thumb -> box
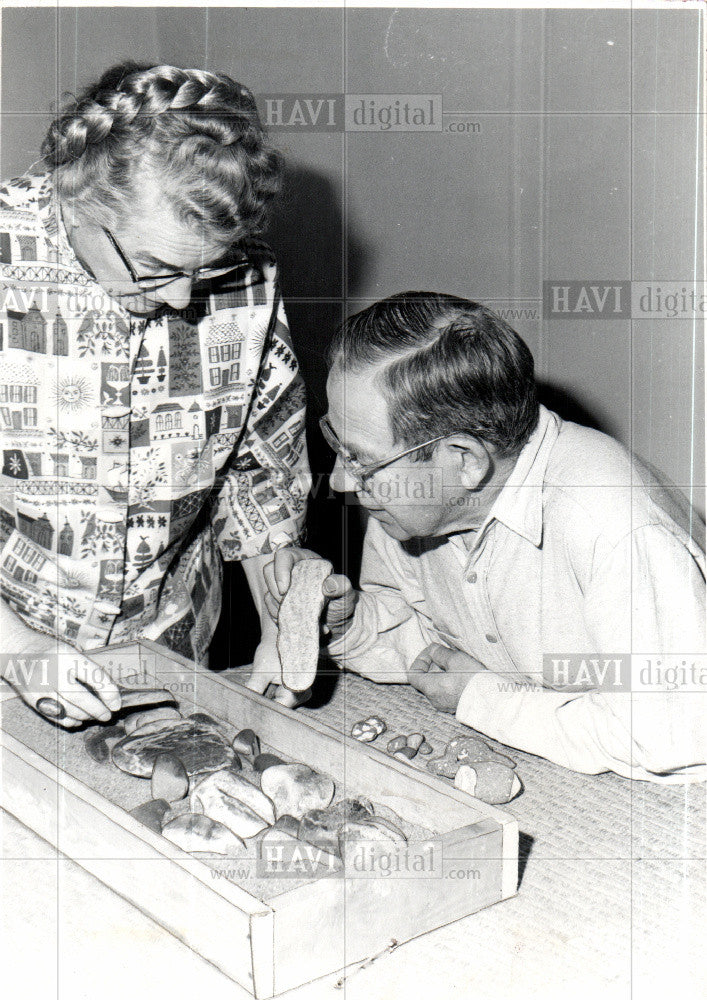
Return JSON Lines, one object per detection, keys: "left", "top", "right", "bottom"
{"left": 245, "top": 667, "right": 274, "bottom": 695}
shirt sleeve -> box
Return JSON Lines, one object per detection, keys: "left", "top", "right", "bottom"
{"left": 456, "top": 523, "right": 706, "bottom": 781}
{"left": 327, "top": 519, "right": 431, "bottom": 684}
{"left": 210, "top": 266, "right": 310, "bottom": 560}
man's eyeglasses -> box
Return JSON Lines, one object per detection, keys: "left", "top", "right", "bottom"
{"left": 103, "top": 227, "right": 245, "bottom": 292}
{"left": 319, "top": 415, "right": 447, "bottom": 490}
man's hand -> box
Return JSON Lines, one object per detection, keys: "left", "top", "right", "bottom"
{"left": 1, "top": 638, "right": 121, "bottom": 727}
{"left": 262, "top": 547, "right": 357, "bottom": 640}
{"left": 408, "top": 643, "right": 487, "bottom": 714}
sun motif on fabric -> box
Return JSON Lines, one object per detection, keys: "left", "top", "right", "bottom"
{"left": 52, "top": 376, "right": 93, "bottom": 412}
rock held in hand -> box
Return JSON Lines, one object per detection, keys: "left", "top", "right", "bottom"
{"left": 151, "top": 752, "right": 189, "bottom": 802}
{"left": 277, "top": 559, "right": 331, "bottom": 691}
{"left": 162, "top": 813, "right": 246, "bottom": 855}
{"left": 260, "top": 763, "right": 335, "bottom": 820}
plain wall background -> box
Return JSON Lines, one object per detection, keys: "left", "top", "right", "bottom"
{"left": 1, "top": 6, "right": 703, "bottom": 661}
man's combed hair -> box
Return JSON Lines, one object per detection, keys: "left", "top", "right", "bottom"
{"left": 42, "top": 61, "right": 282, "bottom": 243}
{"left": 329, "top": 291, "right": 539, "bottom": 458}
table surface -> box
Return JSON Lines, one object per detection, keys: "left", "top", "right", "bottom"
{"left": 2, "top": 668, "right": 705, "bottom": 1000}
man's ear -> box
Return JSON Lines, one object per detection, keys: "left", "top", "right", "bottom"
{"left": 446, "top": 435, "right": 490, "bottom": 490}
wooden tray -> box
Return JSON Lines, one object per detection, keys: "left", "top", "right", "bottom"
{"left": 0, "top": 640, "right": 518, "bottom": 997}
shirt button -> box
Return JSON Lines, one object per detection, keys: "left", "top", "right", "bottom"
{"left": 467, "top": 572, "right": 477, "bottom": 583}
{"left": 485, "top": 634, "right": 498, "bottom": 644}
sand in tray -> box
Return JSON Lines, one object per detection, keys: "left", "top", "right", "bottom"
{"left": 1, "top": 698, "right": 438, "bottom": 899}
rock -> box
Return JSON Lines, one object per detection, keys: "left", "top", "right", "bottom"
{"left": 188, "top": 712, "right": 220, "bottom": 726}
{"left": 124, "top": 707, "right": 182, "bottom": 736}
{"left": 299, "top": 799, "right": 375, "bottom": 857}
{"left": 339, "top": 817, "right": 407, "bottom": 865}
{"left": 151, "top": 752, "right": 189, "bottom": 802}
{"left": 232, "top": 728, "right": 261, "bottom": 756}
{"left": 253, "top": 753, "right": 286, "bottom": 773}
{"left": 277, "top": 558, "right": 331, "bottom": 691}
{"left": 393, "top": 746, "right": 418, "bottom": 762}
{"left": 112, "top": 720, "right": 236, "bottom": 778}
{"left": 260, "top": 763, "right": 335, "bottom": 820}
{"left": 386, "top": 735, "right": 407, "bottom": 754}
{"left": 407, "top": 733, "right": 425, "bottom": 752}
{"left": 160, "top": 799, "right": 191, "bottom": 828}
{"left": 161, "top": 813, "right": 246, "bottom": 855}
{"left": 454, "top": 762, "right": 522, "bottom": 804}
{"left": 259, "top": 823, "right": 341, "bottom": 875}
{"left": 129, "top": 799, "right": 170, "bottom": 834}
{"left": 449, "top": 734, "right": 515, "bottom": 768}
{"left": 426, "top": 733, "right": 516, "bottom": 779}
{"left": 418, "top": 740, "right": 434, "bottom": 755}
{"left": 272, "top": 815, "right": 301, "bottom": 839}
{"left": 351, "top": 716, "right": 387, "bottom": 742}
{"left": 191, "top": 770, "right": 275, "bottom": 840}
{"left": 84, "top": 731, "right": 110, "bottom": 763}
{"left": 227, "top": 753, "right": 243, "bottom": 773}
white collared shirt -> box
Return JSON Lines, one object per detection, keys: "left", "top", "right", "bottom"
{"left": 329, "top": 406, "right": 706, "bottom": 782}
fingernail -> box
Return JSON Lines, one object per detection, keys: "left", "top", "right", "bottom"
{"left": 323, "top": 579, "right": 336, "bottom": 594}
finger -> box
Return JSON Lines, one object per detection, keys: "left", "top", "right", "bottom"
{"left": 272, "top": 685, "right": 310, "bottom": 709}
{"left": 58, "top": 684, "right": 113, "bottom": 723}
{"left": 245, "top": 668, "right": 276, "bottom": 696}
{"left": 263, "top": 559, "right": 279, "bottom": 599}
{"left": 273, "top": 548, "right": 298, "bottom": 595}
{"left": 408, "top": 665, "right": 436, "bottom": 696}
{"left": 422, "top": 643, "right": 459, "bottom": 672}
{"left": 264, "top": 592, "right": 279, "bottom": 622}
{"left": 323, "top": 573, "right": 351, "bottom": 600}
{"left": 32, "top": 693, "right": 85, "bottom": 727}
{"left": 408, "top": 644, "right": 438, "bottom": 675}
{"left": 71, "top": 662, "right": 121, "bottom": 714}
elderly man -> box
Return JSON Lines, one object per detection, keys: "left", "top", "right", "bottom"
{"left": 261, "top": 291, "right": 705, "bottom": 782}
{"left": 0, "top": 62, "right": 309, "bottom": 724}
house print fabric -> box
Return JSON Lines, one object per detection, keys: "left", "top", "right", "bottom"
{"left": 0, "top": 173, "right": 310, "bottom": 664}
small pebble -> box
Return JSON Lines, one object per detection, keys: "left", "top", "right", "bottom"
{"left": 151, "top": 752, "right": 189, "bottom": 802}
{"left": 130, "top": 799, "right": 170, "bottom": 834}
{"left": 351, "top": 716, "right": 387, "bottom": 742}
{"left": 386, "top": 735, "right": 408, "bottom": 754}
{"left": 407, "top": 733, "right": 425, "bottom": 752}
{"left": 84, "top": 732, "right": 110, "bottom": 764}
{"left": 253, "top": 753, "right": 285, "bottom": 773}
{"left": 393, "top": 746, "right": 418, "bottom": 761}
{"left": 232, "top": 728, "right": 261, "bottom": 756}
{"left": 418, "top": 740, "right": 434, "bottom": 755}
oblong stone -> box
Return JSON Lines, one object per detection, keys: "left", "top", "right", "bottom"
{"left": 111, "top": 721, "right": 235, "bottom": 778}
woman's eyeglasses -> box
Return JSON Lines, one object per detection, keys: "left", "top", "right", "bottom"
{"left": 103, "top": 227, "right": 246, "bottom": 292}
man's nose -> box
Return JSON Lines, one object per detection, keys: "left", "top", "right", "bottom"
{"left": 329, "top": 454, "right": 359, "bottom": 495}
{"left": 156, "top": 276, "right": 193, "bottom": 310}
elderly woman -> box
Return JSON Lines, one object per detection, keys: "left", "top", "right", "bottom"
{"left": 0, "top": 62, "right": 310, "bottom": 723}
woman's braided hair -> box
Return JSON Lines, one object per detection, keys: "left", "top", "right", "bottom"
{"left": 42, "top": 62, "right": 282, "bottom": 242}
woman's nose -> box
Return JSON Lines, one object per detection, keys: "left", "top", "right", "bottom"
{"left": 156, "top": 276, "right": 193, "bottom": 310}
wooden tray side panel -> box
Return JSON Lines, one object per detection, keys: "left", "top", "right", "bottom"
{"left": 269, "top": 822, "right": 505, "bottom": 995}
{"left": 0, "top": 734, "right": 263, "bottom": 994}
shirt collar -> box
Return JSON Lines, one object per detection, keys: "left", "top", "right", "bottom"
{"left": 457, "top": 405, "right": 561, "bottom": 554}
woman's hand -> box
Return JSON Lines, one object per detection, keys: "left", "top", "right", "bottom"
{"left": 1, "top": 637, "right": 121, "bottom": 727}
{"left": 408, "top": 643, "right": 487, "bottom": 714}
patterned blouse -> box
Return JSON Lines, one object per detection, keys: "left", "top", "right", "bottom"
{"left": 0, "top": 173, "right": 310, "bottom": 664}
